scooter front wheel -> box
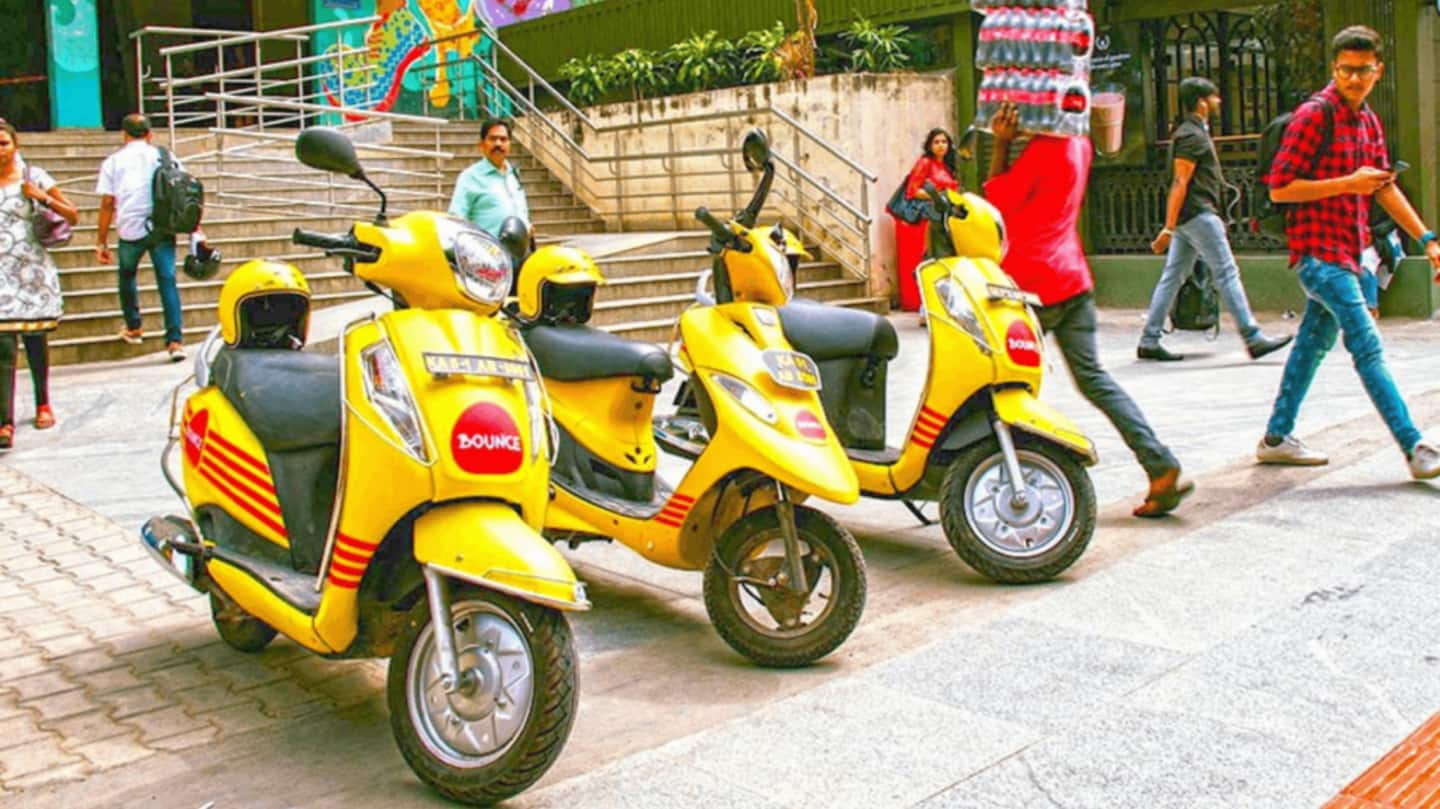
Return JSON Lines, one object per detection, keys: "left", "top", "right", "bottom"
{"left": 939, "top": 436, "right": 1096, "bottom": 583}
{"left": 388, "top": 587, "right": 578, "bottom": 806}
{"left": 703, "top": 505, "right": 866, "bottom": 668}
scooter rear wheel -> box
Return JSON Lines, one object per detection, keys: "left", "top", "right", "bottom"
{"left": 209, "top": 593, "right": 277, "bottom": 653}
{"left": 939, "top": 436, "right": 1096, "bottom": 583}
{"left": 388, "top": 586, "right": 578, "bottom": 806}
{"left": 703, "top": 505, "right": 866, "bottom": 668}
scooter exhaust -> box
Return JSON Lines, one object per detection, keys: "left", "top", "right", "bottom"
{"left": 140, "top": 516, "right": 206, "bottom": 590}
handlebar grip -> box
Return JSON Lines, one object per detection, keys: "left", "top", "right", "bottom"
{"left": 694, "top": 207, "right": 752, "bottom": 254}
{"left": 291, "top": 228, "right": 351, "bottom": 250}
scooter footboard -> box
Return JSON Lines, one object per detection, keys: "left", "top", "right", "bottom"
{"left": 992, "top": 388, "right": 1097, "bottom": 464}
{"left": 413, "top": 502, "right": 590, "bottom": 611}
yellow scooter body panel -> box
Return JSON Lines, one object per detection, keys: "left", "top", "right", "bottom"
{"left": 683, "top": 303, "right": 859, "bottom": 504}
{"left": 414, "top": 502, "right": 588, "bottom": 611}
{"left": 992, "top": 388, "right": 1097, "bottom": 463}
{"left": 209, "top": 559, "right": 334, "bottom": 653}
{"left": 180, "top": 391, "right": 290, "bottom": 549}
{"left": 545, "top": 377, "right": 658, "bottom": 474}
{"left": 352, "top": 213, "right": 505, "bottom": 314}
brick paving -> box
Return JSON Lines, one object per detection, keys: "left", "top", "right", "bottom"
{"left": 1326, "top": 714, "right": 1440, "bottom": 808}
{"left": 0, "top": 463, "right": 386, "bottom": 800}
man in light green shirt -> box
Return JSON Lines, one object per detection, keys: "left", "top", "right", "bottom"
{"left": 448, "top": 118, "right": 530, "bottom": 239}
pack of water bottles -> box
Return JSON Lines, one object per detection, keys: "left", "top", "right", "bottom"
{"left": 970, "top": 0, "right": 1095, "bottom": 139}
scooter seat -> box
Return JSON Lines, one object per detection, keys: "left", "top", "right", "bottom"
{"left": 523, "top": 324, "right": 674, "bottom": 383}
{"left": 777, "top": 298, "right": 899, "bottom": 363}
{"left": 211, "top": 348, "right": 341, "bottom": 451}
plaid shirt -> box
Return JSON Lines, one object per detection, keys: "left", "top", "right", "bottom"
{"left": 1265, "top": 83, "right": 1390, "bottom": 273}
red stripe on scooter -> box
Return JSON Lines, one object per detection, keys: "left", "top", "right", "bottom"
{"left": 669, "top": 493, "right": 696, "bottom": 505}
{"left": 329, "top": 559, "right": 366, "bottom": 578}
{"left": 333, "top": 546, "right": 371, "bottom": 565}
{"left": 200, "top": 458, "right": 283, "bottom": 519}
{"left": 336, "top": 532, "right": 378, "bottom": 552}
{"left": 915, "top": 421, "right": 941, "bottom": 437}
{"left": 918, "top": 411, "right": 946, "bottom": 428}
{"left": 327, "top": 574, "right": 361, "bottom": 590}
{"left": 655, "top": 515, "right": 684, "bottom": 528}
{"left": 920, "top": 406, "right": 947, "bottom": 422}
{"left": 205, "top": 440, "right": 277, "bottom": 496}
{"left": 197, "top": 466, "right": 287, "bottom": 539}
{"left": 660, "top": 503, "right": 690, "bottom": 518}
{"left": 913, "top": 435, "right": 935, "bottom": 450}
{"left": 207, "top": 430, "right": 270, "bottom": 476}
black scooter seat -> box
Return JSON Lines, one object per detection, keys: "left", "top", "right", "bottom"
{"left": 777, "top": 298, "right": 899, "bottom": 363}
{"left": 523, "top": 324, "right": 674, "bottom": 383}
{"left": 210, "top": 348, "right": 341, "bottom": 452}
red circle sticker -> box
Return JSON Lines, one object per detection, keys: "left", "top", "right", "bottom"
{"left": 1005, "top": 320, "right": 1042, "bottom": 368}
{"left": 183, "top": 408, "right": 210, "bottom": 467}
{"left": 451, "top": 402, "right": 524, "bottom": 475}
{"left": 795, "top": 409, "right": 827, "bottom": 440}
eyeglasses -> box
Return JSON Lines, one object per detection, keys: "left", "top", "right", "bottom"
{"left": 1334, "top": 64, "right": 1379, "bottom": 79}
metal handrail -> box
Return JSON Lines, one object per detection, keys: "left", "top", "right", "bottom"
{"left": 131, "top": 25, "right": 308, "bottom": 42}
{"left": 156, "top": 17, "right": 380, "bottom": 56}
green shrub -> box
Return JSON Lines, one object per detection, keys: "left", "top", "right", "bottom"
{"left": 737, "top": 21, "right": 787, "bottom": 84}
{"left": 838, "top": 16, "right": 913, "bottom": 73}
{"left": 558, "top": 54, "right": 611, "bottom": 106}
{"left": 610, "top": 48, "right": 667, "bottom": 100}
{"left": 666, "top": 30, "right": 739, "bottom": 92}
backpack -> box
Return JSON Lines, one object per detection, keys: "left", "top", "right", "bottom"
{"left": 149, "top": 147, "right": 204, "bottom": 238}
{"left": 1251, "top": 95, "right": 1335, "bottom": 239}
{"left": 1168, "top": 259, "right": 1221, "bottom": 335}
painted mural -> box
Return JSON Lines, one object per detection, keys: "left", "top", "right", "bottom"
{"left": 317, "top": 0, "right": 572, "bottom": 118}
{"left": 45, "top": 0, "right": 103, "bottom": 127}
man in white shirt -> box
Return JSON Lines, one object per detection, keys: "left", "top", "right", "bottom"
{"left": 96, "top": 114, "right": 186, "bottom": 361}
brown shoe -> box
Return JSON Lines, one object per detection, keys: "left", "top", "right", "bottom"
{"left": 0, "top": 425, "right": 12, "bottom": 450}
{"left": 33, "top": 405, "right": 54, "bottom": 430}
{"left": 166, "top": 342, "right": 187, "bottom": 362}
{"left": 1133, "top": 466, "right": 1195, "bottom": 518}
{"left": 118, "top": 327, "right": 143, "bottom": 345}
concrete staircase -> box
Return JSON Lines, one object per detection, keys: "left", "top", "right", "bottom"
{"left": 28, "top": 121, "right": 881, "bottom": 365}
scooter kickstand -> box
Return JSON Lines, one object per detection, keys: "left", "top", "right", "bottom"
{"left": 902, "top": 499, "right": 935, "bottom": 526}
{"left": 423, "top": 567, "right": 475, "bottom": 694}
{"left": 775, "top": 486, "right": 810, "bottom": 595}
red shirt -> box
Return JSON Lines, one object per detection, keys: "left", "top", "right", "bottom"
{"left": 904, "top": 155, "right": 959, "bottom": 200}
{"left": 1265, "top": 83, "right": 1390, "bottom": 274}
{"left": 983, "top": 135, "right": 1093, "bottom": 306}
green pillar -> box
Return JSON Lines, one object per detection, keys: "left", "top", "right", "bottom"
{"left": 951, "top": 11, "right": 980, "bottom": 191}
{"left": 1394, "top": 5, "right": 1438, "bottom": 230}
{"left": 45, "top": 0, "right": 104, "bottom": 128}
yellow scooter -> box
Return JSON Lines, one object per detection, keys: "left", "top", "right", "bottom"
{"left": 773, "top": 184, "right": 1099, "bottom": 582}
{"left": 141, "top": 128, "right": 584, "bottom": 805}
{"left": 512, "top": 131, "right": 866, "bottom": 668}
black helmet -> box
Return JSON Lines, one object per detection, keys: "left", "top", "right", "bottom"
{"left": 183, "top": 239, "right": 222, "bottom": 280}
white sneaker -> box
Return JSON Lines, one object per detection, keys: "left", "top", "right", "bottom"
{"left": 1256, "top": 435, "right": 1329, "bottom": 466}
{"left": 1409, "top": 441, "right": 1440, "bottom": 480}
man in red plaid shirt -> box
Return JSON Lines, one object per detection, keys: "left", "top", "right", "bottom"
{"left": 1257, "top": 25, "right": 1440, "bottom": 480}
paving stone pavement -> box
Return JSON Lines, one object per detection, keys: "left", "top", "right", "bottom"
{"left": 0, "top": 309, "right": 1437, "bottom": 807}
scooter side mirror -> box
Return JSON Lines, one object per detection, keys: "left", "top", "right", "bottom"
{"left": 296, "top": 127, "right": 365, "bottom": 179}
{"left": 741, "top": 128, "right": 772, "bottom": 173}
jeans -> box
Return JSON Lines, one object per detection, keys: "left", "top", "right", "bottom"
{"left": 1040, "top": 292, "right": 1177, "bottom": 478}
{"left": 117, "top": 234, "right": 182, "bottom": 344}
{"left": 1139, "top": 212, "right": 1263, "bottom": 347}
{"left": 1265, "top": 256, "right": 1421, "bottom": 454}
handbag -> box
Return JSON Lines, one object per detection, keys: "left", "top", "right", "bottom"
{"left": 25, "top": 166, "right": 72, "bottom": 248}
{"left": 885, "top": 180, "right": 927, "bottom": 226}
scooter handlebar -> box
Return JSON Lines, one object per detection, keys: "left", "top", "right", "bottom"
{"left": 694, "top": 207, "right": 751, "bottom": 253}
{"left": 292, "top": 228, "right": 354, "bottom": 251}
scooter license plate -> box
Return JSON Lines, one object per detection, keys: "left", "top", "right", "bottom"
{"left": 986, "top": 284, "right": 1042, "bottom": 306}
{"left": 762, "top": 349, "right": 822, "bottom": 391}
{"left": 423, "top": 353, "right": 534, "bottom": 380}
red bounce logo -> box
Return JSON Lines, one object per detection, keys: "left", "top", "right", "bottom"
{"left": 451, "top": 402, "right": 523, "bottom": 475}
{"left": 1005, "top": 320, "right": 1042, "bottom": 367}
{"left": 183, "top": 408, "right": 209, "bottom": 467}
{"left": 795, "top": 410, "right": 827, "bottom": 440}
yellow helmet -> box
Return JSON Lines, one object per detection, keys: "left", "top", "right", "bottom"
{"left": 515, "top": 245, "right": 605, "bottom": 324}
{"left": 943, "top": 191, "right": 1009, "bottom": 263}
{"left": 218, "top": 260, "right": 312, "bottom": 349}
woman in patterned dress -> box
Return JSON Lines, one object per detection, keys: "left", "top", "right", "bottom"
{"left": 0, "top": 120, "right": 79, "bottom": 449}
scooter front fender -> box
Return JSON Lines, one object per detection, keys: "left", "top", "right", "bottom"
{"left": 413, "top": 502, "right": 590, "bottom": 611}
{"left": 992, "top": 388, "right": 1097, "bottom": 465}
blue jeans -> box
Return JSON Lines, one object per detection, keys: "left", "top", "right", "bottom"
{"left": 117, "top": 235, "right": 182, "bottom": 344}
{"left": 1140, "top": 212, "right": 1263, "bottom": 347}
{"left": 1265, "top": 256, "right": 1421, "bottom": 454}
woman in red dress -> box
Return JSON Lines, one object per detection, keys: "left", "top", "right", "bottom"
{"left": 891, "top": 128, "right": 960, "bottom": 319}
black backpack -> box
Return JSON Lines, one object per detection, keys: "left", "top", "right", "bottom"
{"left": 149, "top": 147, "right": 204, "bottom": 238}
{"left": 1169, "top": 260, "right": 1221, "bottom": 335}
{"left": 1251, "top": 95, "right": 1335, "bottom": 239}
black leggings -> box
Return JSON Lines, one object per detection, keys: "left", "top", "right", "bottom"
{"left": 0, "top": 332, "right": 50, "bottom": 427}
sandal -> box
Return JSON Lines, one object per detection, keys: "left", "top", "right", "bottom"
{"left": 0, "top": 425, "right": 12, "bottom": 450}
{"left": 34, "top": 405, "right": 55, "bottom": 430}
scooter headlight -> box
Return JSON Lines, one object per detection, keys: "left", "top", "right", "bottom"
{"left": 708, "top": 371, "right": 778, "bottom": 425}
{"left": 360, "top": 340, "right": 429, "bottom": 462}
{"left": 439, "top": 218, "right": 512, "bottom": 306}
{"left": 767, "top": 244, "right": 795, "bottom": 301}
{"left": 934, "top": 276, "right": 992, "bottom": 355}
